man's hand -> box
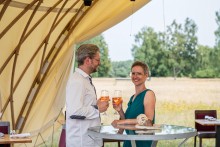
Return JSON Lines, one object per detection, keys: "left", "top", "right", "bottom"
{"left": 97, "top": 98, "right": 109, "bottom": 113}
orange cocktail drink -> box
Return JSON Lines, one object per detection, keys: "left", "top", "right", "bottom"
{"left": 112, "top": 97, "right": 122, "bottom": 105}
{"left": 100, "top": 96, "right": 110, "bottom": 101}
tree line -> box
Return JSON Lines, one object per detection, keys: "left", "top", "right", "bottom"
{"left": 77, "top": 10, "right": 220, "bottom": 78}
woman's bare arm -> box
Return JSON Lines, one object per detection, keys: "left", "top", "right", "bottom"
{"left": 144, "top": 90, "right": 156, "bottom": 122}
{"left": 111, "top": 119, "right": 137, "bottom": 127}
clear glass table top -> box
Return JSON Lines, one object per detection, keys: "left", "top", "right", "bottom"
{"left": 87, "top": 124, "right": 197, "bottom": 141}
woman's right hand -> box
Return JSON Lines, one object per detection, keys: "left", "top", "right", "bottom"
{"left": 112, "top": 100, "right": 123, "bottom": 112}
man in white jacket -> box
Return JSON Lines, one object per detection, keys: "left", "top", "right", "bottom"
{"left": 66, "top": 44, "right": 109, "bottom": 147}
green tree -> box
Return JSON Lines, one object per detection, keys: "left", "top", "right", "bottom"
{"left": 76, "top": 35, "right": 111, "bottom": 77}
{"left": 156, "top": 32, "right": 170, "bottom": 77}
{"left": 131, "top": 27, "right": 165, "bottom": 76}
{"left": 165, "top": 18, "right": 198, "bottom": 78}
{"left": 215, "top": 10, "right": 220, "bottom": 48}
{"left": 213, "top": 10, "right": 220, "bottom": 77}
{"left": 183, "top": 18, "right": 198, "bottom": 76}
{"left": 194, "top": 45, "right": 216, "bottom": 78}
{"left": 110, "top": 60, "right": 133, "bottom": 77}
{"left": 196, "top": 45, "right": 212, "bottom": 69}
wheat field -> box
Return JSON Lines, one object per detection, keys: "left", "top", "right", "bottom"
{"left": 93, "top": 78, "right": 220, "bottom": 147}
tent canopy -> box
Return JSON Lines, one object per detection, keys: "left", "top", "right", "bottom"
{"left": 0, "top": 0, "right": 150, "bottom": 146}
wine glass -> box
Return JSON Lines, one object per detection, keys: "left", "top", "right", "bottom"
{"left": 112, "top": 90, "right": 122, "bottom": 115}
{"left": 100, "top": 90, "right": 109, "bottom": 115}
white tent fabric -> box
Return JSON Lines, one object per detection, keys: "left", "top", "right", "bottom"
{"left": 0, "top": 0, "right": 150, "bottom": 146}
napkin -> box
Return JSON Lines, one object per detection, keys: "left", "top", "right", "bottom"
{"left": 205, "top": 115, "right": 217, "bottom": 121}
{"left": 10, "top": 133, "right": 31, "bottom": 138}
{"left": 0, "top": 132, "right": 4, "bottom": 137}
{"left": 135, "top": 129, "right": 162, "bottom": 134}
{"left": 135, "top": 124, "right": 161, "bottom": 130}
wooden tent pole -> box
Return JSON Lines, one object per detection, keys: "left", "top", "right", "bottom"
{"left": 10, "top": 0, "right": 42, "bottom": 130}
{"left": 1, "top": 0, "right": 77, "bottom": 120}
{"left": 0, "top": 0, "right": 7, "bottom": 5}
{"left": 0, "top": 0, "right": 11, "bottom": 21}
{"left": 17, "top": 0, "right": 88, "bottom": 132}
{"left": 0, "top": 0, "right": 63, "bottom": 75}
{"left": 37, "top": 0, "right": 68, "bottom": 82}
{"left": 0, "top": 0, "right": 39, "bottom": 39}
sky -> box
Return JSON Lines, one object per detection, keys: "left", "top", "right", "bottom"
{"left": 102, "top": 0, "right": 220, "bottom": 61}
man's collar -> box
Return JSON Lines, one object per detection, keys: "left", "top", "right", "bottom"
{"left": 75, "top": 68, "right": 90, "bottom": 78}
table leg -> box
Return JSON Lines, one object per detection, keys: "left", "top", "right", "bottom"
{"left": 178, "top": 138, "right": 189, "bottom": 147}
{"left": 216, "top": 125, "right": 220, "bottom": 147}
{"left": 131, "top": 140, "right": 136, "bottom": 147}
{"left": 87, "top": 135, "right": 103, "bottom": 146}
{"left": 151, "top": 141, "right": 158, "bottom": 147}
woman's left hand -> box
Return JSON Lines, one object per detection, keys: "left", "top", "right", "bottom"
{"left": 111, "top": 120, "right": 120, "bottom": 127}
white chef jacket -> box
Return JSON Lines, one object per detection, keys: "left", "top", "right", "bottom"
{"left": 66, "top": 68, "right": 102, "bottom": 147}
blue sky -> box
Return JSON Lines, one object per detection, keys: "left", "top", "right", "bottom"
{"left": 103, "top": 0, "right": 220, "bottom": 61}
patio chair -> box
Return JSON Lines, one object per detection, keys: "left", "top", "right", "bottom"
{"left": 59, "top": 111, "right": 66, "bottom": 147}
{"left": 0, "top": 121, "right": 10, "bottom": 147}
{"left": 59, "top": 124, "right": 66, "bottom": 147}
{"left": 194, "top": 110, "right": 217, "bottom": 147}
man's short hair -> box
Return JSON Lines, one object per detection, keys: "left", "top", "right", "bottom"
{"left": 76, "top": 44, "right": 100, "bottom": 66}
